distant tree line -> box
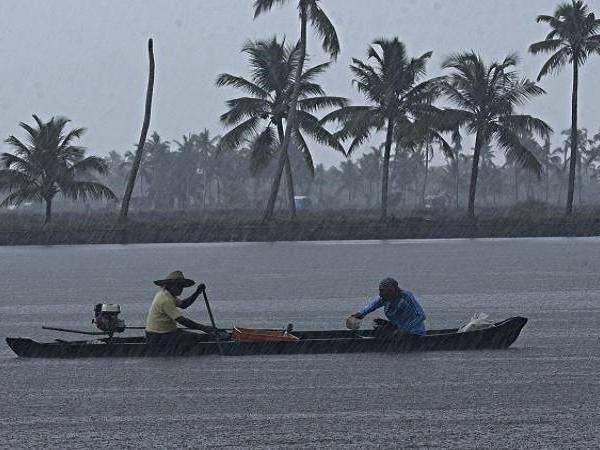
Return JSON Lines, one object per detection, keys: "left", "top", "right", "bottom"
{"left": 1, "top": 0, "right": 600, "bottom": 223}
{"left": 100, "top": 126, "right": 600, "bottom": 211}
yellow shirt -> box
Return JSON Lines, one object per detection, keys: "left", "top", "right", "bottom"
{"left": 145, "top": 289, "right": 182, "bottom": 333}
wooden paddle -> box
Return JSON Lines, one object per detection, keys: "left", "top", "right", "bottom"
{"left": 202, "top": 288, "right": 223, "bottom": 354}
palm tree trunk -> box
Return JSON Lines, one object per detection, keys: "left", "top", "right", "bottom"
{"left": 566, "top": 60, "right": 579, "bottom": 215}
{"left": 217, "top": 179, "right": 221, "bottom": 206}
{"left": 577, "top": 161, "right": 582, "bottom": 205}
{"left": 44, "top": 198, "right": 52, "bottom": 224}
{"left": 455, "top": 158, "right": 460, "bottom": 209}
{"left": 557, "top": 179, "right": 563, "bottom": 205}
{"left": 263, "top": 5, "right": 307, "bottom": 222}
{"left": 120, "top": 38, "right": 155, "bottom": 221}
{"left": 319, "top": 182, "right": 323, "bottom": 204}
{"left": 467, "top": 132, "right": 484, "bottom": 217}
{"left": 514, "top": 165, "right": 519, "bottom": 203}
{"left": 284, "top": 155, "right": 296, "bottom": 217}
{"left": 421, "top": 144, "right": 430, "bottom": 206}
{"left": 380, "top": 118, "right": 394, "bottom": 220}
{"left": 277, "top": 122, "right": 296, "bottom": 218}
{"left": 203, "top": 170, "right": 207, "bottom": 208}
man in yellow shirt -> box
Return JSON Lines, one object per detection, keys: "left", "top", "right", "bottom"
{"left": 145, "top": 270, "right": 224, "bottom": 350}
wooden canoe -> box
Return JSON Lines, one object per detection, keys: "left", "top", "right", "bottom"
{"left": 5, "top": 317, "right": 527, "bottom": 358}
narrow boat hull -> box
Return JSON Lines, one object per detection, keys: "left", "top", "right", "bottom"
{"left": 6, "top": 317, "right": 527, "bottom": 358}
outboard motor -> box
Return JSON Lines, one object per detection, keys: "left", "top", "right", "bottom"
{"left": 93, "top": 304, "right": 126, "bottom": 337}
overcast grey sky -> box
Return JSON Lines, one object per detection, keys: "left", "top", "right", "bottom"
{"left": 1, "top": 0, "right": 600, "bottom": 167}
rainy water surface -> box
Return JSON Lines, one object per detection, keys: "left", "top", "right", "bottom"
{"left": 1, "top": 238, "right": 599, "bottom": 448}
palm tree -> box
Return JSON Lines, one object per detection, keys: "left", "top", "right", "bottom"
{"left": 441, "top": 52, "right": 552, "bottom": 217}
{"left": 0, "top": 115, "right": 116, "bottom": 223}
{"left": 538, "top": 138, "right": 563, "bottom": 203}
{"left": 397, "top": 115, "right": 458, "bottom": 207}
{"left": 560, "top": 127, "right": 592, "bottom": 204}
{"left": 530, "top": 1, "right": 600, "bottom": 214}
{"left": 313, "top": 163, "right": 327, "bottom": 204}
{"left": 481, "top": 160, "right": 504, "bottom": 206}
{"left": 447, "top": 133, "right": 463, "bottom": 208}
{"left": 323, "top": 38, "right": 447, "bottom": 220}
{"left": 588, "top": 129, "right": 600, "bottom": 181}
{"left": 122, "top": 148, "right": 151, "bottom": 199}
{"left": 357, "top": 145, "right": 382, "bottom": 206}
{"left": 335, "top": 159, "right": 362, "bottom": 204}
{"left": 196, "top": 129, "right": 221, "bottom": 208}
{"left": 144, "top": 132, "right": 173, "bottom": 209}
{"left": 173, "top": 134, "right": 202, "bottom": 208}
{"left": 516, "top": 131, "right": 547, "bottom": 201}
{"left": 253, "top": 0, "right": 340, "bottom": 221}
{"left": 552, "top": 142, "right": 570, "bottom": 204}
{"left": 217, "top": 37, "right": 345, "bottom": 217}
{"left": 104, "top": 151, "right": 128, "bottom": 197}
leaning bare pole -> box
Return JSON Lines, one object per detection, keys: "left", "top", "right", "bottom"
{"left": 120, "top": 38, "right": 155, "bottom": 221}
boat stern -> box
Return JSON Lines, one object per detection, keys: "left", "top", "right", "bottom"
{"left": 6, "top": 337, "right": 37, "bottom": 357}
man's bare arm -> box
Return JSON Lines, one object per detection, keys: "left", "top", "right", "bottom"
{"left": 177, "top": 284, "right": 206, "bottom": 309}
{"left": 175, "top": 316, "right": 217, "bottom": 335}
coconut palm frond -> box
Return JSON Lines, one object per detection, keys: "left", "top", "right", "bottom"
{"left": 0, "top": 168, "right": 37, "bottom": 190}
{"left": 296, "top": 110, "right": 344, "bottom": 153}
{"left": 247, "top": 126, "right": 277, "bottom": 176}
{"left": 293, "top": 130, "right": 315, "bottom": 175}
{"left": 219, "top": 117, "right": 260, "bottom": 152}
{"left": 1, "top": 152, "right": 35, "bottom": 173}
{"left": 298, "top": 96, "right": 348, "bottom": 113}
{"left": 299, "top": 62, "right": 332, "bottom": 82}
{"left": 332, "top": 107, "right": 383, "bottom": 145}
{"left": 59, "top": 180, "right": 117, "bottom": 202}
{"left": 253, "top": 0, "right": 288, "bottom": 18}
{"left": 307, "top": 1, "right": 340, "bottom": 58}
{"left": 0, "top": 186, "right": 42, "bottom": 207}
{"left": 297, "top": 81, "right": 326, "bottom": 97}
{"left": 4, "top": 135, "right": 33, "bottom": 158}
{"left": 498, "top": 115, "right": 553, "bottom": 140}
{"left": 493, "top": 124, "right": 542, "bottom": 176}
{"left": 60, "top": 127, "right": 87, "bottom": 149}
{"left": 535, "top": 47, "right": 571, "bottom": 80}
{"left": 529, "top": 38, "right": 564, "bottom": 54}
{"left": 216, "top": 74, "right": 269, "bottom": 98}
{"left": 220, "top": 97, "right": 270, "bottom": 125}
{"left": 69, "top": 156, "right": 111, "bottom": 177}
{"left": 320, "top": 105, "right": 374, "bottom": 126}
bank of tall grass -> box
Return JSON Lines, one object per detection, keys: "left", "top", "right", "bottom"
{"left": 1, "top": 202, "right": 599, "bottom": 245}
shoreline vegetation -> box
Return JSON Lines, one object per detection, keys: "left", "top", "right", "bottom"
{"left": 2, "top": 206, "right": 600, "bottom": 246}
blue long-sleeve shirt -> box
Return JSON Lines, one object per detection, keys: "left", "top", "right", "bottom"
{"left": 359, "top": 290, "right": 426, "bottom": 336}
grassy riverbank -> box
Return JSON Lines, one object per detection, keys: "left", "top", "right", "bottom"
{"left": 1, "top": 204, "right": 600, "bottom": 245}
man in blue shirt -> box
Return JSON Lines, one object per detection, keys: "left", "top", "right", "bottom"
{"left": 348, "top": 278, "right": 426, "bottom": 336}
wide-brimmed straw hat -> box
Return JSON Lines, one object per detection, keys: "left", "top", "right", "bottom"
{"left": 154, "top": 270, "right": 195, "bottom": 288}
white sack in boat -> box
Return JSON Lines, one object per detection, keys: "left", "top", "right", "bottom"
{"left": 458, "top": 312, "right": 495, "bottom": 333}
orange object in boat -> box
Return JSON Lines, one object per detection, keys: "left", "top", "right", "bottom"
{"left": 232, "top": 327, "right": 299, "bottom": 342}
